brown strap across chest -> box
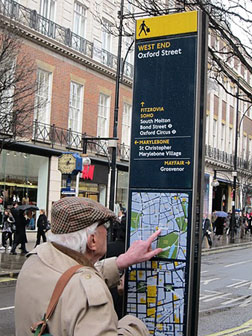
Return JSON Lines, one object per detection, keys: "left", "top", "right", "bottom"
{"left": 45, "top": 264, "right": 83, "bottom": 320}
{"left": 31, "top": 264, "right": 83, "bottom": 335}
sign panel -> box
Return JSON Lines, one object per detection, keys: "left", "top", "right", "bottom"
{"left": 125, "top": 11, "right": 208, "bottom": 336}
{"left": 130, "top": 34, "right": 197, "bottom": 189}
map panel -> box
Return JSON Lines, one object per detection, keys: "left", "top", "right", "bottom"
{"left": 127, "top": 260, "right": 186, "bottom": 335}
{"left": 126, "top": 192, "right": 190, "bottom": 335}
{"left": 130, "top": 192, "right": 189, "bottom": 260}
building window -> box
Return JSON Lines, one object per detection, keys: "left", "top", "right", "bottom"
{"left": 0, "top": 60, "right": 15, "bottom": 135}
{"left": 221, "top": 124, "right": 225, "bottom": 152}
{"left": 205, "top": 114, "right": 209, "bottom": 146}
{"left": 243, "top": 135, "right": 247, "bottom": 160}
{"left": 97, "top": 93, "right": 110, "bottom": 137}
{"left": 68, "top": 81, "right": 83, "bottom": 134}
{"left": 124, "top": 36, "right": 134, "bottom": 77}
{"left": 228, "top": 127, "right": 233, "bottom": 154}
{"left": 40, "top": 0, "right": 56, "bottom": 21}
{"left": 102, "top": 19, "right": 112, "bottom": 52}
{"left": 73, "top": 2, "right": 87, "bottom": 37}
{"left": 213, "top": 119, "right": 217, "bottom": 148}
{"left": 126, "top": 0, "right": 135, "bottom": 14}
{"left": 249, "top": 139, "right": 252, "bottom": 161}
{"left": 122, "top": 103, "right": 131, "bottom": 146}
{"left": 101, "top": 19, "right": 112, "bottom": 66}
{"left": 34, "top": 68, "right": 52, "bottom": 125}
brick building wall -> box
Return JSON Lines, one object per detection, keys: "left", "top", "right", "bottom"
{"left": 21, "top": 39, "right": 133, "bottom": 140}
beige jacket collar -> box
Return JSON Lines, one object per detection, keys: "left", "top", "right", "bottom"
{"left": 28, "top": 243, "right": 95, "bottom": 274}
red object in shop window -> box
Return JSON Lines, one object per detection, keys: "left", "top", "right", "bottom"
{"left": 81, "top": 165, "right": 95, "bottom": 180}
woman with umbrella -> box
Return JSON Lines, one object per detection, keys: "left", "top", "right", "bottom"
{"left": 10, "top": 203, "right": 38, "bottom": 255}
{"left": 214, "top": 211, "right": 227, "bottom": 240}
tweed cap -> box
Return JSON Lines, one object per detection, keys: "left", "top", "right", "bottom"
{"left": 51, "top": 197, "right": 119, "bottom": 234}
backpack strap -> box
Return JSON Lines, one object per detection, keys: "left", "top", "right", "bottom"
{"left": 31, "top": 264, "right": 83, "bottom": 335}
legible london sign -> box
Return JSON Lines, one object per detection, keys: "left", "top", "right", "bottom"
{"left": 125, "top": 11, "right": 208, "bottom": 336}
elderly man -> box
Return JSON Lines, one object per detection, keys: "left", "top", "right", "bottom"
{"left": 15, "top": 197, "right": 162, "bottom": 335}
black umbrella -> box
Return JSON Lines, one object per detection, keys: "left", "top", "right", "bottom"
{"left": 16, "top": 204, "right": 39, "bottom": 212}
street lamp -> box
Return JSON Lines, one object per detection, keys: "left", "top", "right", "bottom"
{"left": 230, "top": 81, "right": 241, "bottom": 243}
{"left": 211, "top": 170, "right": 220, "bottom": 187}
{"left": 109, "top": 0, "right": 124, "bottom": 212}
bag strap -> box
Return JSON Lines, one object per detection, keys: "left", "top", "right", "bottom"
{"left": 31, "top": 264, "right": 83, "bottom": 335}
{"left": 45, "top": 264, "right": 83, "bottom": 320}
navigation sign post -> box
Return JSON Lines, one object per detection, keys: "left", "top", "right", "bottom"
{"left": 125, "top": 11, "right": 208, "bottom": 335}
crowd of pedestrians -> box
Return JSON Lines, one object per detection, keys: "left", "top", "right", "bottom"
{"left": 0, "top": 197, "right": 49, "bottom": 254}
{"left": 202, "top": 209, "right": 252, "bottom": 248}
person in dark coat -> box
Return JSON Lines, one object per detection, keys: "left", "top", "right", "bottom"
{"left": 202, "top": 218, "right": 212, "bottom": 248}
{"left": 10, "top": 203, "right": 30, "bottom": 255}
{"left": 1, "top": 209, "right": 15, "bottom": 249}
{"left": 35, "top": 209, "right": 48, "bottom": 247}
{"left": 214, "top": 216, "right": 225, "bottom": 239}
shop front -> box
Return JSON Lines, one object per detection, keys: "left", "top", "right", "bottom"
{"left": 60, "top": 160, "right": 130, "bottom": 211}
{"left": 212, "top": 179, "right": 231, "bottom": 213}
{"left": 116, "top": 169, "right": 129, "bottom": 212}
{"left": 0, "top": 149, "right": 49, "bottom": 229}
{"left": 61, "top": 161, "right": 109, "bottom": 206}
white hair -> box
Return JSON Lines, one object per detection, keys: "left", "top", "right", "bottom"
{"left": 47, "top": 222, "right": 99, "bottom": 254}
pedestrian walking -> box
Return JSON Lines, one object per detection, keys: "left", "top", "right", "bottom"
{"left": 0, "top": 197, "right": 4, "bottom": 227}
{"left": 35, "top": 209, "right": 48, "bottom": 247}
{"left": 246, "top": 212, "right": 252, "bottom": 235}
{"left": 214, "top": 216, "right": 225, "bottom": 239}
{"left": 202, "top": 218, "right": 212, "bottom": 248}
{"left": 10, "top": 203, "right": 30, "bottom": 255}
{"left": 15, "top": 197, "right": 162, "bottom": 336}
{"left": 1, "top": 209, "right": 15, "bottom": 250}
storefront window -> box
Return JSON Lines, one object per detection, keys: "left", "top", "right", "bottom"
{"left": 61, "top": 175, "right": 107, "bottom": 206}
{"left": 0, "top": 149, "right": 49, "bottom": 228}
{"left": 116, "top": 170, "right": 129, "bottom": 211}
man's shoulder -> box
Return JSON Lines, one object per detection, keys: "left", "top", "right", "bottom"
{"left": 77, "top": 268, "right": 109, "bottom": 306}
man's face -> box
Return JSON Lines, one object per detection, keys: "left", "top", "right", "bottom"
{"left": 94, "top": 224, "right": 108, "bottom": 259}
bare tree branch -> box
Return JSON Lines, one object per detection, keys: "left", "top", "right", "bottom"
{"left": 0, "top": 29, "right": 41, "bottom": 149}
{"left": 124, "top": 0, "right": 252, "bottom": 103}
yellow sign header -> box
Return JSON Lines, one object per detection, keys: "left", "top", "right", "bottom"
{"left": 136, "top": 11, "right": 198, "bottom": 40}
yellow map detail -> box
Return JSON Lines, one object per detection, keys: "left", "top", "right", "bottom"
{"left": 148, "top": 298, "right": 156, "bottom": 303}
{"left": 147, "top": 308, "right": 156, "bottom": 317}
{"left": 147, "top": 285, "right": 157, "bottom": 297}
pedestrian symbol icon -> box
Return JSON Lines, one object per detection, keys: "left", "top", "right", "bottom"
{"left": 138, "top": 20, "right": 150, "bottom": 36}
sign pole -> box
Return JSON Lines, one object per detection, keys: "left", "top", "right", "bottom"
{"left": 125, "top": 11, "right": 208, "bottom": 336}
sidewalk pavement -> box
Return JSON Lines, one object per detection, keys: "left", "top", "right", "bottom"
{"left": 0, "top": 231, "right": 252, "bottom": 285}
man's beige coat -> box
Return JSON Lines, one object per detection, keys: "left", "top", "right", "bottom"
{"left": 15, "top": 243, "right": 149, "bottom": 335}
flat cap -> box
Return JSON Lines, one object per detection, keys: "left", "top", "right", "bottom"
{"left": 51, "top": 197, "right": 118, "bottom": 234}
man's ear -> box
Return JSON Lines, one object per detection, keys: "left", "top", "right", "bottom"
{"left": 87, "top": 233, "right": 97, "bottom": 251}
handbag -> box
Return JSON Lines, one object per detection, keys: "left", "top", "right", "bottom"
{"left": 45, "top": 220, "right": 51, "bottom": 232}
{"left": 31, "top": 264, "right": 83, "bottom": 335}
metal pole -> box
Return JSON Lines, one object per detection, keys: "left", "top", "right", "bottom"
{"left": 230, "top": 83, "right": 239, "bottom": 243}
{"left": 75, "top": 172, "right": 80, "bottom": 197}
{"left": 109, "top": 0, "right": 124, "bottom": 212}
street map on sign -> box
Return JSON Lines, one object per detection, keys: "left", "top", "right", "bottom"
{"left": 130, "top": 192, "right": 188, "bottom": 260}
{"left": 126, "top": 192, "right": 189, "bottom": 335}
